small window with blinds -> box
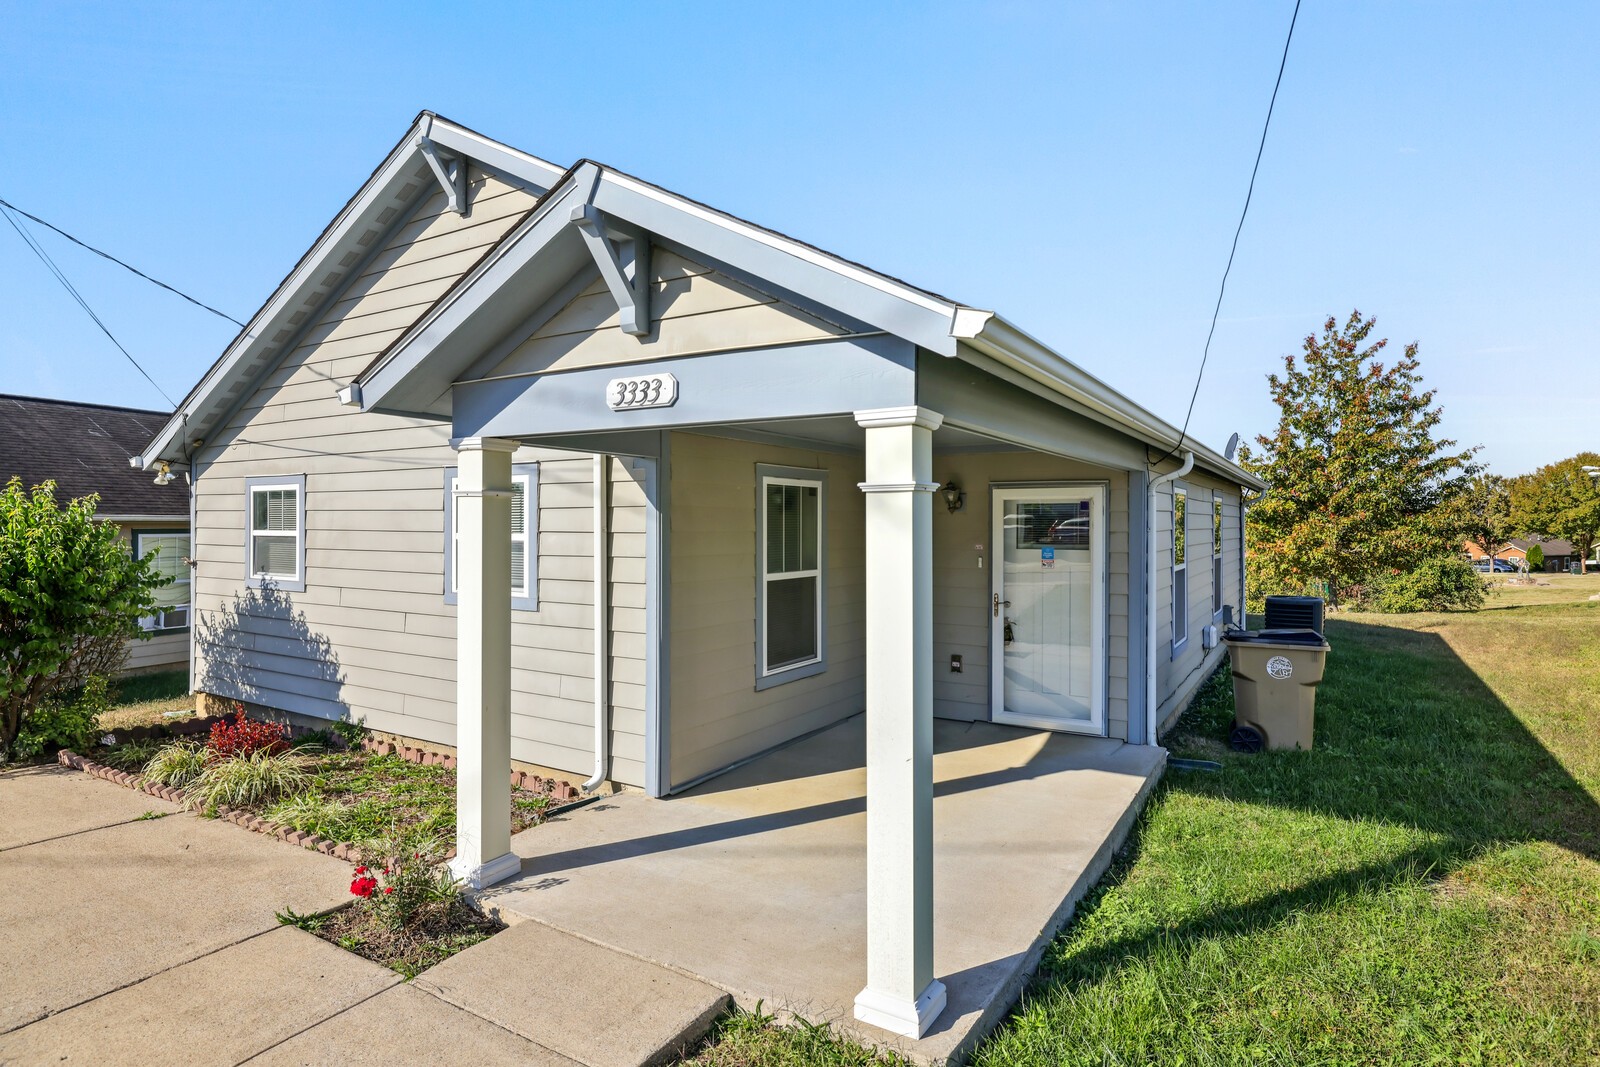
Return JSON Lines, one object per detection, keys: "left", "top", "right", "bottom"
{"left": 245, "top": 476, "right": 305, "bottom": 591}
{"left": 443, "top": 463, "right": 538, "bottom": 611}
{"left": 134, "top": 530, "right": 191, "bottom": 631}
{"left": 756, "top": 465, "right": 827, "bottom": 689}
{"left": 1212, "top": 495, "right": 1225, "bottom": 616}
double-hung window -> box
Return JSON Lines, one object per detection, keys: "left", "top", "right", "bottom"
{"left": 1212, "top": 495, "right": 1225, "bottom": 616}
{"left": 1171, "top": 486, "right": 1187, "bottom": 651}
{"left": 757, "top": 465, "right": 826, "bottom": 688}
{"left": 444, "top": 464, "right": 538, "bottom": 611}
{"left": 134, "top": 530, "right": 191, "bottom": 631}
{"left": 246, "top": 476, "right": 305, "bottom": 591}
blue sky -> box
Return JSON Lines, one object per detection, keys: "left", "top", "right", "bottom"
{"left": 1, "top": 2, "right": 1594, "bottom": 475}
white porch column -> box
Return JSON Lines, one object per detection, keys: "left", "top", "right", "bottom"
{"left": 853, "top": 405, "right": 947, "bottom": 1038}
{"left": 449, "top": 436, "right": 522, "bottom": 889}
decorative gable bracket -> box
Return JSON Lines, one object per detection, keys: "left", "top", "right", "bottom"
{"left": 416, "top": 136, "right": 468, "bottom": 216}
{"left": 570, "top": 204, "right": 651, "bottom": 337}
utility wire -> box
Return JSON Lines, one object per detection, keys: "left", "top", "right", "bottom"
{"left": 1, "top": 203, "right": 179, "bottom": 409}
{"left": 0, "top": 196, "right": 245, "bottom": 328}
{"left": 1152, "top": 0, "right": 1301, "bottom": 469}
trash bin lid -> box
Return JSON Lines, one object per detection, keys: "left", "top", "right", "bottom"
{"left": 1223, "top": 628, "right": 1328, "bottom": 648}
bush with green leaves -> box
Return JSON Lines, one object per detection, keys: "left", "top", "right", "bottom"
{"left": 349, "top": 836, "right": 462, "bottom": 933}
{"left": 1359, "top": 556, "right": 1489, "bottom": 613}
{"left": 184, "top": 749, "right": 307, "bottom": 810}
{"left": 143, "top": 741, "right": 209, "bottom": 789}
{"left": 10, "top": 676, "right": 110, "bottom": 761}
{"left": 1, "top": 478, "right": 164, "bottom": 760}
{"left": 1525, "top": 544, "right": 1545, "bottom": 572}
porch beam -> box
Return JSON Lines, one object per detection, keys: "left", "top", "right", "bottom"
{"left": 853, "top": 404, "right": 947, "bottom": 1038}
{"left": 448, "top": 436, "right": 522, "bottom": 889}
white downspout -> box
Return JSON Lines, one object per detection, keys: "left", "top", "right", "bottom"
{"left": 583, "top": 454, "right": 610, "bottom": 793}
{"left": 1147, "top": 451, "right": 1194, "bottom": 747}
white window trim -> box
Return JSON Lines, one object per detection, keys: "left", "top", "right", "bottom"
{"left": 443, "top": 464, "right": 539, "bottom": 611}
{"left": 1171, "top": 485, "right": 1188, "bottom": 655}
{"left": 755, "top": 464, "right": 827, "bottom": 690}
{"left": 133, "top": 529, "right": 191, "bottom": 632}
{"left": 1212, "top": 494, "right": 1226, "bottom": 617}
{"left": 244, "top": 475, "right": 306, "bottom": 592}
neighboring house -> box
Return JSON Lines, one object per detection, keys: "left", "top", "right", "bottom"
{"left": 136, "top": 113, "right": 1262, "bottom": 1038}
{"left": 1, "top": 394, "right": 191, "bottom": 674}
{"left": 1464, "top": 537, "right": 1577, "bottom": 572}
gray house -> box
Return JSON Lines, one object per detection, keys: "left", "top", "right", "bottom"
{"left": 139, "top": 113, "right": 1261, "bottom": 1039}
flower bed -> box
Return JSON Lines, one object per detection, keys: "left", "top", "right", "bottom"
{"left": 62, "top": 709, "right": 591, "bottom": 865}
{"left": 279, "top": 850, "right": 503, "bottom": 978}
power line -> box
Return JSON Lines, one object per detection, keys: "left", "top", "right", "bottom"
{"left": 1153, "top": 0, "right": 1302, "bottom": 469}
{"left": 0, "top": 203, "right": 179, "bottom": 409}
{"left": 0, "top": 196, "right": 245, "bottom": 328}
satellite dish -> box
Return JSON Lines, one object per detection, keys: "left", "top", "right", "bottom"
{"left": 1225, "top": 433, "right": 1241, "bottom": 461}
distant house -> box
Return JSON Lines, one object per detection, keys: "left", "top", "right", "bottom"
{"left": 1464, "top": 536, "right": 1577, "bottom": 573}
{"left": 0, "top": 395, "right": 191, "bottom": 675}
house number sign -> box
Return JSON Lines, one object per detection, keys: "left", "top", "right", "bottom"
{"left": 606, "top": 372, "right": 678, "bottom": 412}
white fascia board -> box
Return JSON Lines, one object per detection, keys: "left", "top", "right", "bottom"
{"left": 97, "top": 513, "right": 190, "bottom": 523}
{"left": 424, "top": 117, "right": 566, "bottom": 192}
{"left": 140, "top": 114, "right": 566, "bottom": 469}
{"left": 955, "top": 313, "right": 1267, "bottom": 490}
{"left": 594, "top": 170, "right": 964, "bottom": 356}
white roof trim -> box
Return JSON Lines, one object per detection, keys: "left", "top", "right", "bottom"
{"left": 140, "top": 114, "right": 562, "bottom": 468}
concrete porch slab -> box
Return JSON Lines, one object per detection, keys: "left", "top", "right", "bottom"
{"left": 479, "top": 716, "right": 1164, "bottom": 1065}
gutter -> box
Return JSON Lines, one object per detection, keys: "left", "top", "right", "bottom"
{"left": 1146, "top": 451, "right": 1194, "bottom": 747}
{"left": 951, "top": 311, "right": 1265, "bottom": 491}
{"left": 582, "top": 454, "right": 610, "bottom": 793}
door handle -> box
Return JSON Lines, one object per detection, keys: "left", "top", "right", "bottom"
{"left": 992, "top": 594, "right": 1010, "bottom": 617}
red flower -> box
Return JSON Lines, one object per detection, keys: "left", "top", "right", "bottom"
{"left": 350, "top": 875, "right": 378, "bottom": 898}
{"left": 384, "top": 887, "right": 394, "bottom": 895}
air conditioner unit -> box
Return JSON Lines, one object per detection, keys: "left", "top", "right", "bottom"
{"left": 1201, "top": 624, "right": 1219, "bottom": 650}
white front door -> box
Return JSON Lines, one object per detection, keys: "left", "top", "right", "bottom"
{"left": 991, "top": 485, "right": 1107, "bottom": 734}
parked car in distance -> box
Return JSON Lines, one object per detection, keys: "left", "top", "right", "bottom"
{"left": 1472, "top": 559, "right": 1517, "bottom": 573}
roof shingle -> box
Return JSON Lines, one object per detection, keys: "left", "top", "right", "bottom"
{"left": 0, "top": 394, "right": 189, "bottom": 518}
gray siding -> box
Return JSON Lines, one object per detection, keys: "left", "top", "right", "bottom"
{"left": 930, "top": 453, "right": 1133, "bottom": 741}
{"left": 189, "top": 167, "right": 646, "bottom": 788}
{"left": 667, "top": 431, "right": 866, "bottom": 787}
{"left": 1154, "top": 472, "right": 1243, "bottom": 731}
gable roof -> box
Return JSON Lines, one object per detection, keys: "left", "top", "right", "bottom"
{"left": 145, "top": 113, "right": 1263, "bottom": 491}
{"left": 0, "top": 394, "right": 189, "bottom": 518}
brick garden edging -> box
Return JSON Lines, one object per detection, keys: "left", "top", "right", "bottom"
{"left": 57, "top": 737, "right": 595, "bottom": 867}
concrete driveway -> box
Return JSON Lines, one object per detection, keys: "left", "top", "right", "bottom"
{"left": 0, "top": 763, "right": 726, "bottom": 1067}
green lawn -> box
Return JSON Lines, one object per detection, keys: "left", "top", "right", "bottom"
{"left": 684, "top": 576, "right": 1600, "bottom": 1066}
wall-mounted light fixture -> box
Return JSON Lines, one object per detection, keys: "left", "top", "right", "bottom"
{"left": 940, "top": 481, "right": 965, "bottom": 513}
{"left": 152, "top": 461, "right": 174, "bottom": 486}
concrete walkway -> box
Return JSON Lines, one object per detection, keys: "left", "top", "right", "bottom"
{"left": 0, "top": 764, "right": 727, "bottom": 1067}
{"left": 481, "top": 717, "right": 1165, "bottom": 1065}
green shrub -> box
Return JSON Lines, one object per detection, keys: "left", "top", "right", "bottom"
{"left": 330, "top": 717, "right": 368, "bottom": 748}
{"left": 1525, "top": 544, "right": 1545, "bottom": 572}
{"left": 1360, "top": 556, "right": 1489, "bottom": 613}
{"left": 350, "top": 836, "right": 462, "bottom": 933}
{"left": 184, "top": 750, "right": 307, "bottom": 810}
{"left": 10, "top": 676, "right": 109, "bottom": 760}
{"left": 143, "top": 741, "right": 208, "bottom": 788}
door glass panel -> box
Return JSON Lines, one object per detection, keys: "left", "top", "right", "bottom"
{"left": 1001, "top": 495, "right": 1095, "bottom": 722}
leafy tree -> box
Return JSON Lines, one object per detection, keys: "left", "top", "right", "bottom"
{"left": 1456, "top": 473, "right": 1517, "bottom": 570}
{"left": 1511, "top": 453, "right": 1600, "bottom": 574}
{"left": 1524, "top": 543, "right": 1544, "bottom": 572}
{"left": 0, "top": 478, "right": 165, "bottom": 759}
{"left": 1240, "top": 311, "right": 1480, "bottom": 609}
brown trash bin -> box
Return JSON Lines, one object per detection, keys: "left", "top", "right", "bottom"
{"left": 1223, "top": 629, "right": 1331, "bottom": 751}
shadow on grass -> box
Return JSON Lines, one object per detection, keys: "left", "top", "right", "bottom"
{"left": 994, "top": 613, "right": 1600, "bottom": 1038}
